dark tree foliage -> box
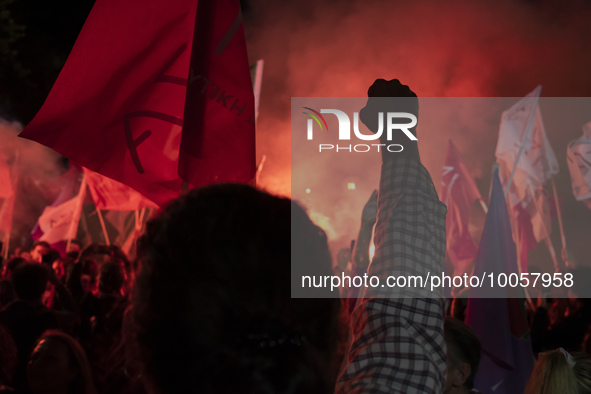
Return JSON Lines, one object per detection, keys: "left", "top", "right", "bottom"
{"left": 0, "top": 0, "right": 95, "bottom": 123}
{"left": 0, "top": 0, "right": 253, "bottom": 124}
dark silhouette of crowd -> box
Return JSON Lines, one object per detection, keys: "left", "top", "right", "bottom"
{"left": 0, "top": 79, "right": 590, "bottom": 393}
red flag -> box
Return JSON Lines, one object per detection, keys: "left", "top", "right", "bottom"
{"left": 514, "top": 205, "right": 537, "bottom": 273}
{"left": 0, "top": 155, "right": 17, "bottom": 243}
{"left": 442, "top": 140, "right": 482, "bottom": 281}
{"left": 83, "top": 167, "right": 157, "bottom": 211}
{"left": 20, "top": 0, "right": 198, "bottom": 207}
{"left": 179, "top": 0, "right": 256, "bottom": 187}
{"left": 0, "top": 152, "right": 13, "bottom": 199}
{"left": 0, "top": 147, "right": 18, "bottom": 251}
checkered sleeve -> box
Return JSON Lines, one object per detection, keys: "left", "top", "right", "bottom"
{"left": 336, "top": 156, "right": 447, "bottom": 393}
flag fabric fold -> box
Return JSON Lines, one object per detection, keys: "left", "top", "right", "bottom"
{"left": 20, "top": 0, "right": 256, "bottom": 206}
{"left": 442, "top": 140, "right": 482, "bottom": 284}
{"left": 178, "top": 0, "right": 256, "bottom": 188}
{"left": 495, "top": 86, "right": 558, "bottom": 243}
{"left": 465, "top": 169, "right": 534, "bottom": 394}
{"left": 567, "top": 121, "right": 591, "bottom": 203}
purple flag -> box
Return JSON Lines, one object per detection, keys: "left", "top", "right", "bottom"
{"left": 465, "top": 169, "right": 534, "bottom": 394}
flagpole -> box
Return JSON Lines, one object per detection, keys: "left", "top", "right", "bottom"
{"left": 0, "top": 199, "right": 9, "bottom": 259}
{"left": 510, "top": 207, "right": 537, "bottom": 310}
{"left": 253, "top": 59, "right": 264, "bottom": 123}
{"left": 504, "top": 87, "right": 542, "bottom": 198}
{"left": 255, "top": 154, "right": 266, "bottom": 186}
{"left": 1, "top": 197, "right": 10, "bottom": 259}
{"left": 96, "top": 208, "right": 110, "bottom": 246}
{"left": 79, "top": 206, "right": 92, "bottom": 245}
{"left": 66, "top": 173, "right": 87, "bottom": 253}
{"left": 2, "top": 232, "right": 8, "bottom": 260}
{"left": 550, "top": 177, "right": 568, "bottom": 261}
{"left": 479, "top": 199, "right": 488, "bottom": 214}
{"left": 1, "top": 148, "right": 19, "bottom": 260}
{"left": 527, "top": 182, "right": 560, "bottom": 272}
{"left": 138, "top": 207, "right": 147, "bottom": 230}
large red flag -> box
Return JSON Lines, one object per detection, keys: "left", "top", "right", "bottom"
{"left": 179, "top": 0, "right": 255, "bottom": 187}
{"left": 20, "top": 0, "right": 254, "bottom": 207}
{"left": 20, "top": 0, "right": 197, "bottom": 207}
{"left": 441, "top": 140, "right": 482, "bottom": 281}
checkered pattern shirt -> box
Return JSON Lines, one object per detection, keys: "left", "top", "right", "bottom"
{"left": 337, "top": 156, "right": 447, "bottom": 393}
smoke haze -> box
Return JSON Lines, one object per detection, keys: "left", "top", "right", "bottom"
{"left": 244, "top": 0, "right": 591, "bottom": 264}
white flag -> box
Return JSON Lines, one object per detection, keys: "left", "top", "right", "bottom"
{"left": 38, "top": 197, "right": 80, "bottom": 244}
{"left": 83, "top": 167, "right": 157, "bottom": 211}
{"left": 495, "top": 86, "right": 559, "bottom": 242}
{"left": 567, "top": 122, "right": 591, "bottom": 203}
{"left": 38, "top": 174, "right": 87, "bottom": 244}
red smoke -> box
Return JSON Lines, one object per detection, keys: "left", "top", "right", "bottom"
{"left": 245, "top": 0, "right": 591, "bottom": 262}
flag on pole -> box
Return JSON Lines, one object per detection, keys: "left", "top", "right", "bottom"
{"left": 19, "top": 0, "right": 198, "bottom": 207}
{"left": 567, "top": 121, "right": 591, "bottom": 203}
{"left": 442, "top": 140, "right": 482, "bottom": 283}
{"left": 32, "top": 166, "right": 81, "bottom": 240}
{"left": 0, "top": 152, "right": 13, "bottom": 199}
{"left": 496, "top": 86, "right": 558, "bottom": 242}
{"left": 0, "top": 196, "right": 16, "bottom": 259}
{"left": 465, "top": 169, "right": 534, "bottom": 394}
{"left": 514, "top": 205, "right": 537, "bottom": 274}
{"left": 0, "top": 152, "right": 17, "bottom": 253}
{"left": 38, "top": 197, "right": 80, "bottom": 245}
{"left": 38, "top": 172, "right": 87, "bottom": 245}
{"left": 178, "top": 0, "right": 256, "bottom": 188}
{"left": 83, "top": 167, "right": 157, "bottom": 211}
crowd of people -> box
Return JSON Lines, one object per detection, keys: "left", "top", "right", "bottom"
{"left": 0, "top": 79, "right": 589, "bottom": 393}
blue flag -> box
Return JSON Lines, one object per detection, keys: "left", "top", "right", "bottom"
{"left": 465, "top": 169, "right": 534, "bottom": 394}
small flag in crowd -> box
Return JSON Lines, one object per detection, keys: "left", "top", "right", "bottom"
{"left": 0, "top": 151, "right": 13, "bottom": 199}
{"left": 31, "top": 166, "right": 80, "bottom": 241}
{"left": 38, "top": 171, "right": 87, "bottom": 245}
{"left": 83, "top": 167, "right": 157, "bottom": 211}
{"left": 38, "top": 197, "right": 80, "bottom": 245}
{"left": 495, "top": 86, "right": 558, "bottom": 243}
{"left": 567, "top": 121, "right": 591, "bottom": 204}
{"left": 442, "top": 140, "right": 482, "bottom": 284}
{"left": 0, "top": 151, "right": 17, "bottom": 248}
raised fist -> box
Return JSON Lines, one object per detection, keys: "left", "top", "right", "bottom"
{"left": 359, "top": 79, "right": 420, "bottom": 160}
